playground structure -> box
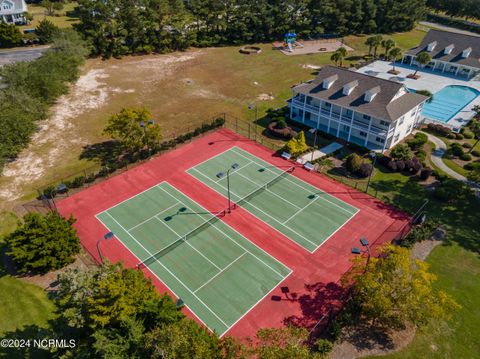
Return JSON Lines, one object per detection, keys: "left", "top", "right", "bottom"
{"left": 273, "top": 33, "right": 353, "bottom": 56}
{"left": 284, "top": 32, "right": 304, "bottom": 53}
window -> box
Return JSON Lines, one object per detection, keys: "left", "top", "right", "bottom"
{"left": 305, "top": 112, "right": 311, "bottom": 121}
{"left": 359, "top": 131, "right": 367, "bottom": 137}
{"left": 324, "top": 102, "right": 332, "bottom": 108}
{"left": 363, "top": 114, "right": 371, "bottom": 121}
{"left": 344, "top": 109, "right": 353, "bottom": 117}
{"left": 375, "top": 137, "right": 385, "bottom": 143}
{"left": 394, "top": 134, "right": 400, "bottom": 142}
{"left": 343, "top": 125, "right": 350, "bottom": 131}
{"left": 411, "top": 109, "right": 417, "bottom": 117}
{"left": 407, "top": 124, "right": 412, "bottom": 132}
{"left": 398, "top": 116, "right": 404, "bottom": 125}
{"left": 380, "top": 120, "right": 389, "bottom": 126}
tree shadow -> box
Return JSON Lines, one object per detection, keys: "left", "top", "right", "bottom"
{"left": 282, "top": 281, "right": 347, "bottom": 330}
{"left": 0, "top": 325, "right": 52, "bottom": 359}
{"left": 79, "top": 140, "right": 126, "bottom": 166}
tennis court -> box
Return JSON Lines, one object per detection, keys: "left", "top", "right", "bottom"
{"left": 95, "top": 182, "right": 291, "bottom": 336}
{"left": 187, "top": 147, "right": 359, "bottom": 252}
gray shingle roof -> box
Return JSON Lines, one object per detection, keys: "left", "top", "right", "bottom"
{"left": 293, "top": 66, "right": 427, "bottom": 121}
{"left": 0, "top": 0, "right": 27, "bottom": 15}
{"left": 405, "top": 29, "right": 480, "bottom": 69}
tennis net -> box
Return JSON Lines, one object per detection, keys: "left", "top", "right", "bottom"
{"left": 234, "top": 166, "right": 295, "bottom": 209}
{"left": 137, "top": 209, "right": 226, "bottom": 268}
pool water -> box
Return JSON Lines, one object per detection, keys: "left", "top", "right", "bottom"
{"left": 420, "top": 85, "right": 480, "bottom": 123}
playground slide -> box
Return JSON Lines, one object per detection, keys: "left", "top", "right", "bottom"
{"left": 287, "top": 42, "right": 293, "bottom": 52}
{"left": 295, "top": 41, "right": 304, "bottom": 48}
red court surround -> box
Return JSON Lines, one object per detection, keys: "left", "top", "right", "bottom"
{"left": 57, "top": 129, "right": 410, "bottom": 339}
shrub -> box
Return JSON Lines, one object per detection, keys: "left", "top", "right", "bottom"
{"left": 276, "top": 119, "right": 287, "bottom": 129}
{"left": 345, "top": 153, "right": 362, "bottom": 173}
{"left": 472, "top": 150, "right": 480, "bottom": 157}
{"left": 446, "top": 133, "right": 456, "bottom": 139}
{"left": 396, "top": 160, "right": 406, "bottom": 171}
{"left": 420, "top": 167, "right": 432, "bottom": 180}
{"left": 412, "top": 161, "right": 422, "bottom": 174}
{"left": 401, "top": 219, "right": 439, "bottom": 248}
{"left": 455, "top": 133, "right": 464, "bottom": 140}
{"left": 387, "top": 160, "right": 397, "bottom": 171}
{"left": 284, "top": 131, "right": 307, "bottom": 156}
{"left": 5, "top": 212, "right": 80, "bottom": 274}
{"left": 462, "top": 142, "right": 473, "bottom": 149}
{"left": 406, "top": 132, "right": 428, "bottom": 150}
{"left": 450, "top": 143, "right": 464, "bottom": 157}
{"left": 314, "top": 339, "right": 333, "bottom": 355}
{"left": 415, "top": 150, "right": 426, "bottom": 162}
{"left": 426, "top": 123, "right": 450, "bottom": 137}
{"left": 358, "top": 163, "right": 373, "bottom": 178}
{"left": 390, "top": 144, "right": 413, "bottom": 160}
{"left": 460, "top": 153, "right": 472, "bottom": 161}
{"left": 404, "top": 159, "right": 414, "bottom": 171}
{"left": 433, "top": 179, "right": 472, "bottom": 203}
{"left": 378, "top": 154, "right": 391, "bottom": 167}
{"left": 462, "top": 130, "right": 474, "bottom": 139}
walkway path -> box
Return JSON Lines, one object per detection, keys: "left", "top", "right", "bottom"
{"left": 419, "top": 131, "right": 467, "bottom": 181}
{"left": 419, "top": 21, "right": 480, "bottom": 37}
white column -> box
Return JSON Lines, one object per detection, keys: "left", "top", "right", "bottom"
{"left": 317, "top": 100, "right": 323, "bottom": 130}
{"left": 336, "top": 107, "right": 343, "bottom": 137}
{"left": 364, "top": 115, "right": 373, "bottom": 147}
{"left": 327, "top": 103, "right": 333, "bottom": 133}
{"left": 455, "top": 67, "right": 460, "bottom": 77}
{"left": 301, "top": 95, "right": 307, "bottom": 124}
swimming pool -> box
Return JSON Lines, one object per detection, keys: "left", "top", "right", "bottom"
{"left": 419, "top": 85, "right": 480, "bottom": 123}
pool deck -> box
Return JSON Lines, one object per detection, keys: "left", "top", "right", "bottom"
{"left": 356, "top": 61, "right": 480, "bottom": 129}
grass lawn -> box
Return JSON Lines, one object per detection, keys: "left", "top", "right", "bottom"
{"left": 18, "top": 2, "right": 79, "bottom": 31}
{"left": 0, "top": 27, "right": 428, "bottom": 208}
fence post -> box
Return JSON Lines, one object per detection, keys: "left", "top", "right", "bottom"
{"left": 235, "top": 118, "right": 238, "bottom": 133}
{"left": 248, "top": 123, "right": 251, "bottom": 138}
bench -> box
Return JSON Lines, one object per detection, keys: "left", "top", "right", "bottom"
{"left": 281, "top": 152, "right": 291, "bottom": 160}
{"left": 304, "top": 162, "right": 315, "bottom": 171}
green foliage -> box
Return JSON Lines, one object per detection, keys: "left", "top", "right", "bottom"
{"left": 433, "top": 179, "right": 472, "bottom": 203}
{"left": 75, "top": 0, "right": 426, "bottom": 57}
{"left": 406, "top": 132, "right": 428, "bottom": 150}
{"left": 390, "top": 143, "right": 413, "bottom": 161}
{"left": 5, "top": 212, "right": 80, "bottom": 274}
{"left": 415, "top": 89, "right": 433, "bottom": 103}
{"left": 53, "top": 262, "right": 185, "bottom": 357}
{"left": 103, "top": 108, "right": 162, "bottom": 153}
{"left": 0, "top": 30, "right": 88, "bottom": 170}
{"left": 345, "top": 153, "right": 362, "bottom": 173}
{"left": 471, "top": 150, "right": 480, "bottom": 157}
{"left": 388, "top": 47, "right": 402, "bottom": 70}
{"left": 36, "top": 19, "right": 60, "bottom": 44}
{"left": 450, "top": 143, "right": 464, "bottom": 157}
{"left": 0, "top": 21, "right": 22, "bottom": 48}
{"left": 460, "top": 153, "right": 472, "bottom": 161}
{"left": 314, "top": 339, "right": 333, "bottom": 356}
{"left": 401, "top": 219, "right": 440, "bottom": 248}
{"left": 284, "top": 131, "right": 307, "bottom": 156}
{"left": 413, "top": 52, "right": 432, "bottom": 75}
{"left": 276, "top": 119, "right": 287, "bottom": 129}
{"left": 467, "top": 165, "right": 480, "bottom": 183}
{"left": 345, "top": 245, "right": 460, "bottom": 329}
{"left": 255, "top": 326, "right": 322, "bottom": 359}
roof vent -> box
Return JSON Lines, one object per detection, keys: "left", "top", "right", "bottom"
{"left": 364, "top": 86, "right": 381, "bottom": 103}
{"left": 462, "top": 47, "right": 472, "bottom": 58}
{"left": 342, "top": 80, "right": 358, "bottom": 96}
{"left": 427, "top": 41, "right": 437, "bottom": 52}
{"left": 444, "top": 44, "right": 454, "bottom": 55}
{"left": 322, "top": 74, "right": 338, "bottom": 89}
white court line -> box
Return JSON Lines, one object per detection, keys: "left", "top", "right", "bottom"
{"left": 103, "top": 210, "right": 230, "bottom": 329}
{"left": 230, "top": 146, "right": 358, "bottom": 216}
{"left": 156, "top": 182, "right": 293, "bottom": 336}
{"left": 232, "top": 169, "right": 302, "bottom": 210}
{"left": 190, "top": 167, "right": 318, "bottom": 249}
{"left": 97, "top": 181, "right": 167, "bottom": 216}
{"left": 127, "top": 202, "right": 180, "bottom": 232}
{"left": 160, "top": 182, "right": 290, "bottom": 279}
{"left": 194, "top": 252, "right": 247, "bottom": 293}
{"left": 186, "top": 146, "right": 241, "bottom": 173}
{"left": 214, "top": 161, "right": 255, "bottom": 183}
{"left": 94, "top": 214, "right": 215, "bottom": 335}
{"left": 282, "top": 195, "right": 321, "bottom": 224}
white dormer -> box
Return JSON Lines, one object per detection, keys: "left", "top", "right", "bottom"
{"left": 462, "top": 47, "right": 472, "bottom": 58}
{"left": 342, "top": 80, "right": 358, "bottom": 96}
{"left": 364, "top": 86, "right": 380, "bottom": 103}
{"left": 322, "top": 75, "right": 338, "bottom": 89}
{"left": 427, "top": 41, "right": 437, "bottom": 52}
{"left": 444, "top": 44, "right": 454, "bottom": 55}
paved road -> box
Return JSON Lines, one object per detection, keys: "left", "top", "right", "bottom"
{"left": 419, "top": 131, "right": 467, "bottom": 181}
{"left": 0, "top": 47, "right": 49, "bottom": 67}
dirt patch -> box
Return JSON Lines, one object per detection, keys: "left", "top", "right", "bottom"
{"left": 330, "top": 322, "right": 416, "bottom": 359}
{"left": 257, "top": 93, "right": 274, "bottom": 101}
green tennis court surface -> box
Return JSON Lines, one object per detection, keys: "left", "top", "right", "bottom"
{"left": 95, "top": 182, "right": 290, "bottom": 336}
{"left": 187, "top": 147, "right": 359, "bottom": 252}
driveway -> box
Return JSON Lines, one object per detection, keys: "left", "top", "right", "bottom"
{"left": 0, "top": 46, "right": 49, "bottom": 67}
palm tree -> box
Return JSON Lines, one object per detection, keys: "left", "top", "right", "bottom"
{"left": 372, "top": 35, "right": 383, "bottom": 58}
{"left": 413, "top": 52, "right": 432, "bottom": 77}
{"left": 388, "top": 47, "right": 402, "bottom": 72}
{"left": 365, "top": 36, "right": 376, "bottom": 56}
{"left": 381, "top": 39, "right": 395, "bottom": 57}
{"left": 331, "top": 47, "right": 347, "bottom": 67}
{"left": 331, "top": 51, "right": 341, "bottom": 66}
{"left": 469, "top": 120, "right": 480, "bottom": 153}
